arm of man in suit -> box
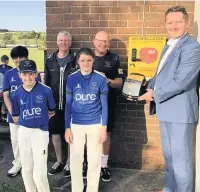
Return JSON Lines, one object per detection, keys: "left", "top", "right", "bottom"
{"left": 153, "top": 43, "right": 200, "bottom": 103}
{"left": 147, "top": 75, "right": 156, "bottom": 89}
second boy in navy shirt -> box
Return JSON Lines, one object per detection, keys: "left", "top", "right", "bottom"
{"left": 3, "top": 46, "right": 41, "bottom": 177}
{"left": 12, "top": 59, "right": 55, "bottom": 192}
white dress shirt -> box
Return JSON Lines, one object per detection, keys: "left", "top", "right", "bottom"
{"left": 154, "top": 33, "right": 187, "bottom": 90}
{"left": 156, "top": 38, "right": 180, "bottom": 75}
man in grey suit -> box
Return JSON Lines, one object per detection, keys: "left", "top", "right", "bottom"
{"left": 139, "top": 6, "right": 200, "bottom": 192}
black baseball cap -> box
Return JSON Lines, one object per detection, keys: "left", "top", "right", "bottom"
{"left": 19, "top": 59, "right": 37, "bottom": 73}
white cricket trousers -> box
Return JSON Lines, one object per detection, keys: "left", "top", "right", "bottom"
{"left": 18, "top": 126, "right": 50, "bottom": 192}
{"left": 9, "top": 123, "right": 21, "bottom": 167}
{"left": 70, "top": 124, "right": 102, "bottom": 192}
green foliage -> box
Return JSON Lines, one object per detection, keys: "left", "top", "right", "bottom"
{"left": 18, "top": 31, "right": 43, "bottom": 39}
{"left": 0, "top": 31, "right": 46, "bottom": 49}
{"left": 2, "top": 33, "right": 15, "bottom": 45}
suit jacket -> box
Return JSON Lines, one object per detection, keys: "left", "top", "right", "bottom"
{"left": 148, "top": 33, "right": 200, "bottom": 123}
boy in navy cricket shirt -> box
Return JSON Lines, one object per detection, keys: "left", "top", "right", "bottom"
{"left": 3, "top": 46, "right": 41, "bottom": 177}
{"left": 65, "top": 48, "right": 108, "bottom": 192}
{"left": 11, "top": 59, "right": 56, "bottom": 192}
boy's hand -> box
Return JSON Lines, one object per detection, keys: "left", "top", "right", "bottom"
{"left": 12, "top": 116, "right": 19, "bottom": 125}
{"left": 65, "top": 129, "right": 73, "bottom": 144}
{"left": 99, "top": 126, "right": 107, "bottom": 144}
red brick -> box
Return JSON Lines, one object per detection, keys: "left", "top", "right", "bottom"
{"left": 146, "top": 118, "right": 159, "bottom": 125}
{"left": 139, "top": 12, "right": 164, "bottom": 19}
{"left": 150, "top": 5, "right": 171, "bottom": 12}
{"left": 100, "top": 14, "right": 120, "bottom": 20}
{"left": 90, "top": 21, "right": 108, "bottom": 27}
{"left": 71, "top": 41, "right": 82, "bottom": 48}
{"left": 145, "top": 20, "right": 165, "bottom": 27}
{"left": 60, "top": 1, "right": 82, "bottom": 6}
{"left": 81, "top": 28, "right": 99, "bottom": 35}
{"left": 62, "top": 28, "right": 81, "bottom": 35}
{"left": 46, "top": 1, "right": 58, "bottom": 8}
{"left": 128, "top": 20, "right": 143, "bottom": 28}
{"left": 130, "top": 6, "right": 149, "bottom": 13}
{"left": 145, "top": 1, "right": 157, "bottom": 5}
{"left": 156, "top": 28, "right": 167, "bottom": 34}
{"left": 118, "top": 41, "right": 128, "bottom": 48}
{"left": 143, "top": 28, "right": 157, "bottom": 35}
{"left": 56, "top": 1, "right": 67, "bottom": 8}
{"left": 71, "top": 48, "right": 80, "bottom": 53}
{"left": 99, "top": 1, "right": 117, "bottom": 6}
{"left": 120, "top": 55, "right": 128, "bottom": 62}
{"left": 46, "top": 7, "right": 71, "bottom": 14}
{"left": 83, "top": 1, "right": 99, "bottom": 6}
{"left": 57, "top": 1, "right": 99, "bottom": 6}
{"left": 118, "top": 28, "right": 139, "bottom": 34}
{"left": 64, "top": 14, "right": 81, "bottom": 21}
{"left": 72, "top": 7, "right": 90, "bottom": 13}
{"left": 110, "top": 34, "right": 128, "bottom": 41}
{"left": 89, "top": 35, "right": 95, "bottom": 41}
{"left": 111, "top": 6, "right": 130, "bottom": 13}
{"left": 142, "top": 158, "right": 153, "bottom": 170}
{"left": 82, "top": 41, "right": 93, "bottom": 48}
{"left": 46, "top": 41, "right": 56, "bottom": 49}
{"left": 46, "top": 14, "right": 63, "bottom": 22}
{"left": 188, "top": 12, "right": 194, "bottom": 20}
{"left": 72, "top": 35, "right": 89, "bottom": 41}
{"left": 47, "top": 21, "right": 71, "bottom": 28}
{"left": 188, "top": 27, "right": 194, "bottom": 34}
{"left": 109, "top": 21, "right": 127, "bottom": 27}
{"left": 142, "top": 149, "right": 154, "bottom": 158}
{"left": 46, "top": 28, "right": 64, "bottom": 35}
{"left": 72, "top": 20, "right": 89, "bottom": 27}
{"left": 47, "top": 48, "right": 57, "bottom": 54}
{"left": 156, "top": 1, "right": 177, "bottom": 5}
{"left": 91, "top": 7, "right": 109, "bottom": 13}
{"left": 81, "top": 14, "right": 100, "bottom": 20}
{"left": 98, "top": 28, "right": 117, "bottom": 34}
{"left": 46, "top": 35, "right": 55, "bottom": 41}
{"left": 111, "top": 48, "right": 127, "bottom": 55}
{"left": 109, "top": 41, "right": 117, "bottom": 49}
{"left": 119, "top": 13, "right": 138, "bottom": 20}
{"left": 118, "top": 1, "right": 137, "bottom": 6}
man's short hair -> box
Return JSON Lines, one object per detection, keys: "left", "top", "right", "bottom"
{"left": 165, "top": 6, "right": 188, "bottom": 20}
{"left": 57, "top": 31, "right": 72, "bottom": 42}
{"left": 1, "top": 55, "right": 9, "bottom": 62}
{"left": 10, "top": 46, "right": 29, "bottom": 59}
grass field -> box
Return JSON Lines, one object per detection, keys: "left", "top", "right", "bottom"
{"left": 0, "top": 48, "right": 45, "bottom": 71}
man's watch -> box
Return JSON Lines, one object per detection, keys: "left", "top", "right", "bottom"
{"left": 107, "top": 79, "right": 111, "bottom": 85}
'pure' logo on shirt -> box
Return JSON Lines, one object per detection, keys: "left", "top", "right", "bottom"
{"left": 75, "top": 94, "right": 96, "bottom": 101}
{"left": 23, "top": 107, "right": 42, "bottom": 119}
{"left": 11, "top": 85, "right": 18, "bottom": 93}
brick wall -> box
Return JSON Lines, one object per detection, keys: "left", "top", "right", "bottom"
{"left": 46, "top": 0, "right": 195, "bottom": 170}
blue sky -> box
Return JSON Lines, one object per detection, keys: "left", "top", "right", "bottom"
{"left": 0, "top": 1, "right": 46, "bottom": 32}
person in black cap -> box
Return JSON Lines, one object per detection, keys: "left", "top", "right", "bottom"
{"left": 11, "top": 59, "right": 55, "bottom": 192}
{"left": 3, "top": 46, "right": 41, "bottom": 177}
